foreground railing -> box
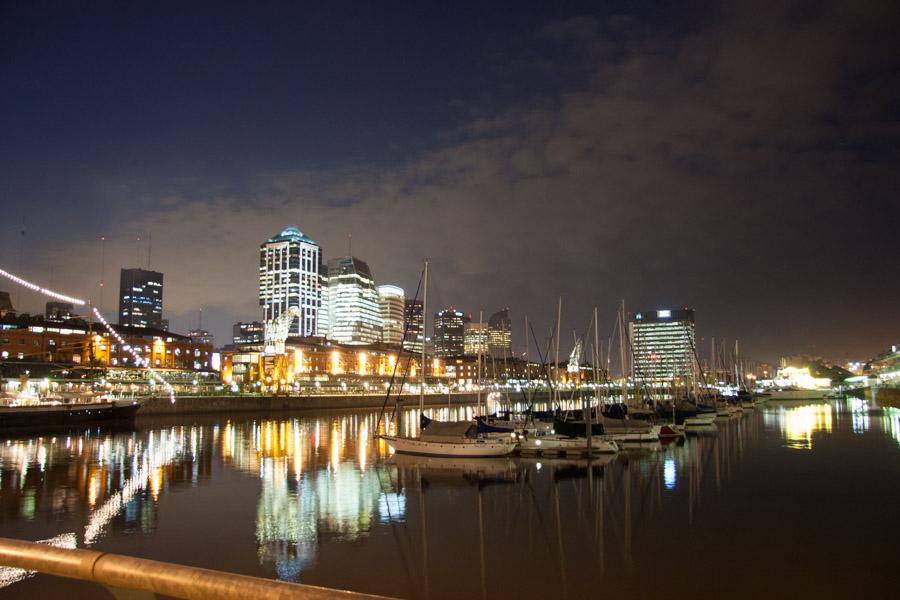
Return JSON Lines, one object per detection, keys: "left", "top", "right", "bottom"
{"left": 0, "top": 537, "right": 394, "bottom": 600}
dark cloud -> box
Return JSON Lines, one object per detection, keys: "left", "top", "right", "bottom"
{"left": 2, "top": 0, "right": 898, "bottom": 363}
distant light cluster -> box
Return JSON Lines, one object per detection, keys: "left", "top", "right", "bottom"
{"left": 0, "top": 265, "right": 176, "bottom": 403}
{"left": 91, "top": 307, "right": 176, "bottom": 403}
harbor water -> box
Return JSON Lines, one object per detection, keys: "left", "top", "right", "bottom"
{"left": 1, "top": 398, "right": 898, "bottom": 598}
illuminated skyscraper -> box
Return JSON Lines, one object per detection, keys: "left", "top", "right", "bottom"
{"left": 326, "top": 256, "right": 382, "bottom": 344}
{"left": 259, "top": 227, "right": 323, "bottom": 337}
{"left": 434, "top": 308, "right": 465, "bottom": 357}
{"left": 630, "top": 309, "right": 696, "bottom": 381}
{"left": 487, "top": 308, "right": 512, "bottom": 358}
{"left": 464, "top": 321, "right": 488, "bottom": 356}
{"left": 377, "top": 285, "right": 405, "bottom": 346}
{"left": 118, "top": 268, "right": 164, "bottom": 329}
{"left": 403, "top": 299, "right": 424, "bottom": 354}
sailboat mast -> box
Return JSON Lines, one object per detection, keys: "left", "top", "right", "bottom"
{"left": 477, "top": 309, "right": 483, "bottom": 415}
{"left": 593, "top": 306, "right": 600, "bottom": 402}
{"left": 420, "top": 260, "right": 428, "bottom": 415}
{"left": 619, "top": 300, "right": 627, "bottom": 405}
{"left": 524, "top": 314, "right": 529, "bottom": 384}
{"left": 555, "top": 297, "right": 561, "bottom": 407}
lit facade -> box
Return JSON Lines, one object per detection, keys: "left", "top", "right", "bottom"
{"left": 403, "top": 299, "right": 424, "bottom": 354}
{"left": 326, "top": 256, "right": 382, "bottom": 345}
{"left": 434, "top": 308, "right": 465, "bottom": 357}
{"left": 0, "top": 315, "right": 214, "bottom": 372}
{"left": 118, "top": 268, "right": 164, "bottom": 329}
{"left": 259, "top": 227, "right": 323, "bottom": 337}
{"left": 221, "top": 339, "right": 445, "bottom": 391}
{"left": 377, "top": 285, "right": 405, "bottom": 346}
{"left": 488, "top": 308, "right": 512, "bottom": 358}
{"left": 464, "top": 322, "right": 488, "bottom": 356}
{"left": 630, "top": 309, "right": 696, "bottom": 382}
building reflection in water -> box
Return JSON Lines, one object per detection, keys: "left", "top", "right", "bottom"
{"left": 217, "top": 413, "right": 406, "bottom": 582}
{"left": 10, "top": 401, "right": 892, "bottom": 596}
{"left": 764, "top": 403, "right": 833, "bottom": 450}
{"left": 0, "top": 426, "right": 210, "bottom": 546}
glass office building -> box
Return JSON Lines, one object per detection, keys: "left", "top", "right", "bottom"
{"left": 630, "top": 308, "right": 696, "bottom": 381}
{"left": 259, "top": 227, "right": 323, "bottom": 337}
{"left": 326, "top": 256, "right": 383, "bottom": 345}
{"left": 118, "top": 268, "right": 164, "bottom": 329}
{"left": 377, "top": 285, "right": 405, "bottom": 346}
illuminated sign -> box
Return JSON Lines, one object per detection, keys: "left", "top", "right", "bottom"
{"left": 657, "top": 310, "right": 671, "bottom": 318}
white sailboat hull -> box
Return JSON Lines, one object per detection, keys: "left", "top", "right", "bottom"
{"left": 381, "top": 435, "right": 517, "bottom": 458}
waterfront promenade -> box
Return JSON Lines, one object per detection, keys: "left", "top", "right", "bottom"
{"left": 137, "top": 391, "right": 553, "bottom": 416}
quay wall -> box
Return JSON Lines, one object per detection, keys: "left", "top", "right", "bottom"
{"left": 137, "top": 391, "right": 553, "bottom": 416}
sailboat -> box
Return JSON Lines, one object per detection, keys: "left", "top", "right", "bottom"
{"left": 380, "top": 261, "right": 516, "bottom": 458}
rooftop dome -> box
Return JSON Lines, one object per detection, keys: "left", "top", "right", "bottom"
{"left": 266, "top": 226, "right": 318, "bottom": 245}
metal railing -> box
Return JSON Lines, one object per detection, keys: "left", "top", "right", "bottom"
{"left": 0, "top": 537, "right": 395, "bottom": 600}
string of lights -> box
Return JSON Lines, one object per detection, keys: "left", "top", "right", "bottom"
{"left": 0, "top": 266, "right": 176, "bottom": 403}
{"left": 0, "top": 267, "right": 86, "bottom": 306}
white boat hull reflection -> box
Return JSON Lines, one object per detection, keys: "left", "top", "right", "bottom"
{"left": 518, "top": 434, "right": 618, "bottom": 456}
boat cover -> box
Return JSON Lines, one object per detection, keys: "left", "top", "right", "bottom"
{"left": 420, "top": 420, "right": 476, "bottom": 441}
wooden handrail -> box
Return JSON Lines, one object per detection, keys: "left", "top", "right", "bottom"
{"left": 0, "top": 537, "right": 395, "bottom": 600}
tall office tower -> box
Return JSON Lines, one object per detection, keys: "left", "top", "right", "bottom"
{"left": 377, "top": 285, "right": 405, "bottom": 346}
{"left": 326, "top": 256, "right": 383, "bottom": 344}
{"left": 403, "top": 298, "right": 424, "bottom": 354}
{"left": 433, "top": 308, "right": 465, "bottom": 357}
{"left": 487, "top": 308, "right": 512, "bottom": 358}
{"left": 630, "top": 308, "right": 696, "bottom": 381}
{"left": 464, "top": 321, "right": 488, "bottom": 356}
{"left": 259, "top": 227, "right": 323, "bottom": 337}
{"left": 233, "top": 321, "right": 265, "bottom": 345}
{"left": 118, "top": 268, "right": 164, "bottom": 329}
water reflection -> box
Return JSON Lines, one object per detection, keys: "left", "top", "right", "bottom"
{"left": 1, "top": 401, "right": 899, "bottom": 598}
{"left": 765, "top": 403, "right": 833, "bottom": 449}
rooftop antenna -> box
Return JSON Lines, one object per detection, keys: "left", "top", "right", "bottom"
{"left": 348, "top": 233, "right": 352, "bottom": 257}
{"left": 16, "top": 219, "right": 25, "bottom": 309}
{"left": 99, "top": 235, "right": 106, "bottom": 315}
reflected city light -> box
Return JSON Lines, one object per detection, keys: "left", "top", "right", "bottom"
{"left": 664, "top": 458, "right": 676, "bottom": 490}
{"left": 772, "top": 404, "right": 833, "bottom": 450}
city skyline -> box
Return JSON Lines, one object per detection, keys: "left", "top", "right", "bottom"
{"left": 2, "top": 2, "right": 898, "bottom": 365}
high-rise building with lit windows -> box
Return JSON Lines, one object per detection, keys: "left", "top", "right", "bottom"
{"left": 434, "top": 308, "right": 465, "bottom": 357}
{"left": 259, "top": 227, "right": 323, "bottom": 337}
{"left": 118, "top": 268, "right": 164, "bottom": 329}
{"left": 630, "top": 308, "right": 696, "bottom": 381}
{"left": 403, "top": 299, "right": 424, "bottom": 354}
{"left": 488, "top": 308, "right": 512, "bottom": 358}
{"left": 377, "top": 285, "right": 405, "bottom": 346}
{"left": 326, "top": 256, "right": 382, "bottom": 344}
{"left": 464, "top": 321, "right": 488, "bottom": 356}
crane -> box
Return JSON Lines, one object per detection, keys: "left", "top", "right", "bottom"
{"left": 264, "top": 307, "right": 301, "bottom": 356}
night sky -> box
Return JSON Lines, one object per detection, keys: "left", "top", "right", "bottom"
{"left": 2, "top": 1, "right": 898, "bottom": 364}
